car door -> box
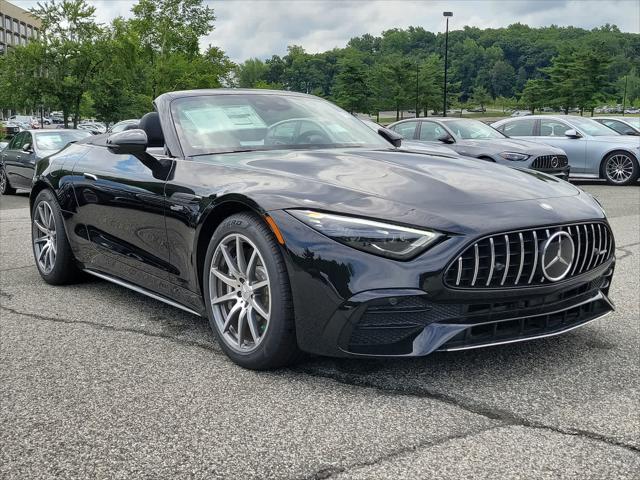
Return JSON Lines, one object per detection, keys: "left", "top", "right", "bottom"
{"left": 70, "top": 141, "right": 175, "bottom": 291}
{"left": 15, "top": 131, "right": 38, "bottom": 187}
{"left": 2, "top": 132, "right": 29, "bottom": 189}
{"left": 417, "top": 120, "right": 449, "bottom": 143}
{"left": 534, "top": 119, "right": 587, "bottom": 174}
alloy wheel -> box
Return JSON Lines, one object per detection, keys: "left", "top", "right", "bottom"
{"left": 208, "top": 233, "right": 271, "bottom": 353}
{"left": 33, "top": 201, "right": 57, "bottom": 274}
{"left": 0, "top": 169, "right": 6, "bottom": 194}
{"left": 605, "top": 154, "right": 635, "bottom": 184}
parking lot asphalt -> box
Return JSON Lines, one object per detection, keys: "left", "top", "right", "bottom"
{"left": 1, "top": 183, "right": 639, "bottom": 479}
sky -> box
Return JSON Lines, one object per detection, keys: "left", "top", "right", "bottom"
{"left": 11, "top": 0, "right": 640, "bottom": 62}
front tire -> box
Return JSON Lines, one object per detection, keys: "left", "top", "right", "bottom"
{"left": 31, "top": 189, "right": 83, "bottom": 284}
{"left": 0, "top": 167, "right": 16, "bottom": 195}
{"left": 203, "top": 212, "right": 300, "bottom": 369}
{"left": 602, "top": 151, "right": 639, "bottom": 186}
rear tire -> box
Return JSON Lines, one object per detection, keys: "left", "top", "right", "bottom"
{"left": 203, "top": 212, "right": 301, "bottom": 370}
{"left": 31, "top": 189, "right": 84, "bottom": 284}
{"left": 0, "top": 167, "right": 16, "bottom": 195}
{"left": 601, "top": 151, "right": 639, "bottom": 186}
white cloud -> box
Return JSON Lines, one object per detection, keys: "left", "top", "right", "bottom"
{"left": 10, "top": 0, "right": 640, "bottom": 62}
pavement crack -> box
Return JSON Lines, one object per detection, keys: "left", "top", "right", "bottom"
{"left": 294, "top": 366, "right": 640, "bottom": 456}
{"left": 0, "top": 265, "right": 33, "bottom": 272}
{"left": 0, "top": 305, "right": 217, "bottom": 353}
{"left": 299, "top": 425, "right": 502, "bottom": 480}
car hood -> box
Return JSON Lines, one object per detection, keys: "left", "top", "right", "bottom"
{"left": 457, "top": 138, "right": 564, "bottom": 155}
{"left": 199, "top": 148, "right": 579, "bottom": 207}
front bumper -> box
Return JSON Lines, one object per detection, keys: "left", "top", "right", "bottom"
{"left": 533, "top": 165, "right": 571, "bottom": 181}
{"left": 270, "top": 210, "right": 615, "bottom": 358}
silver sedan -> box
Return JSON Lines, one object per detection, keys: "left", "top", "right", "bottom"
{"left": 387, "top": 118, "right": 570, "bottom": 179}
{"left": 492, "top": 115, "right": 640, "bottom": 185}
{"left": 592, "top": 117, "right": 640, "bottom": 136}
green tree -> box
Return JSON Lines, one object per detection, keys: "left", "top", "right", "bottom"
{"left": 520, "top": 79, "right": 547, "bottom": 114}
{"left": 471, "top": 85, "right": 491, "bottom": 110}
{"left": 236, "top": 58, "right": 267, "bottom": 88}
{"left": 332, "top": 49, "right": 369, "bottom": 114}
{"left": 30, "top": 0, "right": 103, "bottom": 126}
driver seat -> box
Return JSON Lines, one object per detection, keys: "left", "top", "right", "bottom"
{"left": 139, "top": 112, "right": 165, "bottom": 148}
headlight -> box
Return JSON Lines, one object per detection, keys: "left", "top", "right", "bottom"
{"left": 288, "top": 210, "right": 444, "bottom": 260}
{"left": 499, "top": 152, "right": 529, "bottom": 161}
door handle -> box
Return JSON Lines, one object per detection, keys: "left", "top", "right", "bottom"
{"left": 83, "top": 172, "right": 98, "bottom": 181}
{"left": 16, "top": 155, "right": 21, "bottom": 160}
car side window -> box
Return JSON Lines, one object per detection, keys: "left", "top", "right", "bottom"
{"left": 418, "top": 122, "right": 446, "bottom": 141}
{"left": 22, "top": 132, "right": 33, "bottom": 149}
{"left": 539, "top": 120, "right": 570, "bottom": 137}
{"left": 391, "top": 122, "right": 417, "bottom": 139}
{"left": 502, "top": 119, "right": 536, "bottom": 136}
{"left": 9, "top": 132, "right": 24, "bottom": 150}
{"left": 602, "top": 120, "right": 632, "bottom": 135}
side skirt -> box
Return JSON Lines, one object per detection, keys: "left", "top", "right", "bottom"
{"left": 83, "top": 269, "right": 203, "bottom": 317}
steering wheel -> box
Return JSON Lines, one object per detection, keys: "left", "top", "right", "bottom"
{"left": 265, "top": 119, "right": 332, "bottom": 146}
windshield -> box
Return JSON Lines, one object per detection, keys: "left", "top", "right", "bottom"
{"left": 443, "top": 119, "right": 506, "bottom": 140}
{"left": 171, "top": 94, "right": 389, "bottom": 156}
{"left": 34, "top": 130, "right": 91, "bottom": 153}
{"left": 623, "top": 117, "right": 640, "bottom": 128}
{"left": 568, "top": 117, "right": 620, "bottom": 136}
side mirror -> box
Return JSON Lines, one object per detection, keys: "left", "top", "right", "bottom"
{"left": 107, "top": 129, "right": 148, "bottom": 154}
{"left": 437, "top": 133, "right": 455, "bottom": 144}
{"left": 378, "top": 127, "right": 402, "bottom": 147}
{"left": 564, "top": 129, "right": 581, "bottom": 138}
{"left": 22, "top": 143, "right": 33, "bottom": 152}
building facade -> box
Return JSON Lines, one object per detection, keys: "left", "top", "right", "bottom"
{"left": 0, "top": 0, "right": 42, "bottom": 119}
{"left": 0, "top": 0, "right": 41, "bottom": 56}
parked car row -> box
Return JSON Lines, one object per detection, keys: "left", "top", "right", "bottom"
{"left": 387, "top": 117, "right": 570, "bottom": 179}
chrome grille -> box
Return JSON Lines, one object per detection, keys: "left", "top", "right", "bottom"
{"left": 531, "top": 155, "right": 568, "bottom": 170}
{"left": 445, "top": 222, "right": 614, "bottom": 289}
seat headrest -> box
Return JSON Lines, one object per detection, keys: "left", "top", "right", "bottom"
{"left": 138, "top": 112, "right": 164, "bottom": 148}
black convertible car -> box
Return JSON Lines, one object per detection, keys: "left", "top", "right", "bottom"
{"left": 31, "top": 89, "right": 615, "bottom": 369}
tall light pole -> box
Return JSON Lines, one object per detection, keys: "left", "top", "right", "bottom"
{"left": 442, "top": 11, "right": 453, "bottom": 117}
{"left": 622, "top": 75, "right": 628, "bottom": 116}
{"left": 415, "top": 62, "right": 420, "bottom": 118}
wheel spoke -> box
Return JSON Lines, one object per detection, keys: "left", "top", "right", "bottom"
{"left": 222, "top": 302, "right": 241, "bottom": 332}
{"left": 38, "top": 243, "right": 49, "bottom": 262}
{"left": 34, "top": 236, "right": 48, "bottom": 244}
{"left": 246, "top": 249, "right": 258, "bottom": 280}
{"left": 211, "top": 290, "right": 238, "bottom": 305}
{"left": 250, "top": 297, "right": 269, "bottom": 320}
{"left": 247, "top": 307, "right": 260, "bottom": 343}
{"left": 236, "top": 236, "right": 247, "bottom": 275}
{"left": 220, "top": 243, "right": 241, "bottom": 278}
{"left": 211, "top": 267, "right": 237, "bottom": 287}
{"left": 250, "top": 279, "right": 268, "bottom": 291}
{"left": 45, "top": 205, "right": 53, "bottom": 228}
{"left": 47, "top": 247, "right": 55, "bottom": 270}
{"left": 236, "top": 308, "right": 247, "bottom": 347}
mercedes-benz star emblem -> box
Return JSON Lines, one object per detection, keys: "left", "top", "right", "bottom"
{"left": 551, "top": 156, "right": 559, "bottom": 168}
{"left": 541, "top": 231, "right": 575, "bottom": 281}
